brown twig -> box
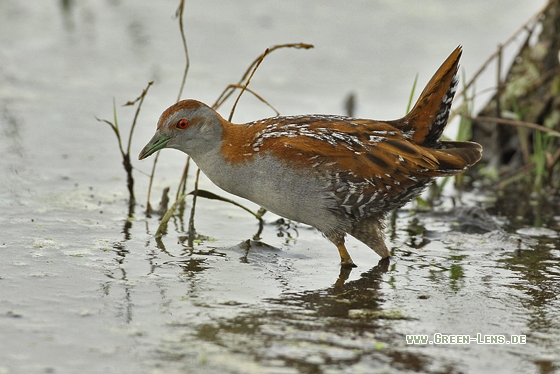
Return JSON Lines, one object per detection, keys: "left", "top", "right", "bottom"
{"left": 456, "top": 1, "right": 549, "bottom": 98}
{"left": 126, "top": 81, "right": 153, "bottom": 203}
{"left": 125, "top": 81, "right": 153, "bottom": 156}
{"left": 154, "top": 42, "right": 314, "bottom": 237}
{"left": 227, "top": 49, "right": 269, "bottom": 121}
{"left": 97, "top": 81, "right": 153, "bottom": 204}
{"left": 187, "top": 168, "right": 201, "bottom": 247}
{"left": 145, "top": 151, "right": 160, "bottom": 215}
{"left": 469, "top": 116, "right": 560, "bottom": 137}
{"left": 211, "top": 43, "right": 314, "bottom": 112}
{"left": 172, "top": 0, "right": 193, "bottom": 220}
{"left": 495, "top": 44, "right": 503, "bottom": 119}
{"left": 175, "top": 0, "right": 190, "bottom": 102}
{"left": 176, "top": 155, "right": 191, "bottom": 201}
{"left": 155, "top": 193, "right": 185, "bottom": 238}
{"left": 147, "top": 0, "right": 190, "bottom": 216}
{"left": 213, "top": 84, "right": 280, "bottom": 116}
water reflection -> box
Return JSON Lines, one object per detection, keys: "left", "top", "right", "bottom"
{"left": 3, "top": 0, "right": 559, "bottom": 372}
{"left": 97, "top": 191, "right": 560, "bottom": 373}
{"left": 500, "top": 241, "right": 560, "bottom": 334}
{"left": 194, "top": 260, "right": 386, "bottom": 369}
{"left": 59, "top": 0, "right": 74, "bottom": 31}
{"left": 1, "top": 105, "right": 28, "bottom": 197}
{"left": 162, "top": 258, "right": 446, "bottom": 373}
{"left": 60, "top": 0, "right": 73, "bottom": 11}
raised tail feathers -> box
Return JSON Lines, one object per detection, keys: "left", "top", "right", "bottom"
{"left": 399, "top": 46, "right": 462, "bottom": 147}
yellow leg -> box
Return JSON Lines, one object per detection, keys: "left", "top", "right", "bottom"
{"left": 325, "top": 231, "right": 358, "bottom": 267}
{"left": 336, "top": 243, "right": 357, "bottom": 268}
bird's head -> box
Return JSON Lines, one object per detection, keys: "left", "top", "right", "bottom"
{"left": 138, "top": 99, "right": 224, "bottom": 160}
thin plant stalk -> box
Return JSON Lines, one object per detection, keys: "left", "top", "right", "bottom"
{"left": 176, "top": 156, "right": 191, "bottom": 201}
{"left": 395, "top": 73, "right": 419, "bottom": 216}
{"left": 227, "top": 49, "right": 268, "bottom": 121}
{"left": 145, "top": 151, "right": 160, "bottom": 215}
{"left": 124, "top": 81, "right": 154, "bottom": 154}
{"left": 215, "top": 84, "right": 280, "bottom": 116}
{"left": 146, "top": 0, "right": 191, "bottom": 214}
{"left": 212, "top": 43, "right": 313, "bottom": 112}
{"left": 155, "top": 42, "right": 314, "bottom": 239}
{"left": 187, "top": 168, "right": 201, "bottom": 247}
{"left": 468, "top": 116, "right": 560, "bottom": 138}
{"left": 405, "top": 73, "right": 418, "bottom": 114}
{"left": 456, "top": 1, "right": 548, "bottom": 98}
{"left": 454, "top": 70, "right": 475, "bottom": 188}
{"left": 175, "top": 0, "right": 190, "bottom": 102}
{"left": 97, "top": 81, "right": 153, "bottom": 204}
{"left": 155, "top": 194, "right": 186, "bottom": 238}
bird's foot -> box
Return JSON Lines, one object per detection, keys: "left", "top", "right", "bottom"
{"left": 340, "top": 258, "right": 357, "bottom": 268}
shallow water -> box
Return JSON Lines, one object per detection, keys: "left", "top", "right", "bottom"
{"left": 1, "top": 1, "right": 559, "bottom": 373}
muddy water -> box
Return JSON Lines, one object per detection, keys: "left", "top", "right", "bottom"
{"left": 1, "top": 1, "right": 558, "bottom": 373}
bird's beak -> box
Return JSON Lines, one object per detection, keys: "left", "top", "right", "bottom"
{"left": 138, "top": 131, "right": 170, "bottom": 160}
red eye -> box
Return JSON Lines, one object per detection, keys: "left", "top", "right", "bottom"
{"left": 176, "top": 118, "right": 189, "bottom": 129}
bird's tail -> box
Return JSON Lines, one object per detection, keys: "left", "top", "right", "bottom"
{"left": 430, "top": 141, "right": 482, "bottom": 174}
{"left": 398, "top": 46, "right": 462, "bottom": 147}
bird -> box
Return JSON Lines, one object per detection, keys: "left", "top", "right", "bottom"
{"left": 139, "top": 46, "right": 482, "bottom": 267}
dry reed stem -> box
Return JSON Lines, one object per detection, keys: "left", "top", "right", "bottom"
{"left": 470, "top": 116, "right": 560, "bottom": 137}
{"left": 214, "top": 85, "right": 280, "bottom": 116}
{"left": 98, "top": 81, "right": 153, "bottom": 204}
{"left": 175, "top": 0, "right": 190, "bottom": 102}
{"left": 154, "top": 39, "right": 313, "bottom": 238}
{"left": 123, "top": 81, "right": 154, "bottom": 156}
{"left": 456, "top": 0, "right": 550, "bottom": 98}
{"left": 145, "top": 151, "right": 160, "bottom": 215}
{"left": 155, "top": 193, "right": 186, "bottom": 238}
{"left": 176, "top": 155, "right": 191, "bottom": 201}
{"left": 187, "top": 168, "right": 201, "bottom": 247}
{"left": 179, "top": 44, "right": 313, "bottom": 239}
{"left": 449, "top": 1, "right": 553, "bottom": 126}
{"left": 212, "top": 43, "right": 313, "bottom": 112}
{"left": 147, "top": 0, "right": 190, "bottom": 215}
